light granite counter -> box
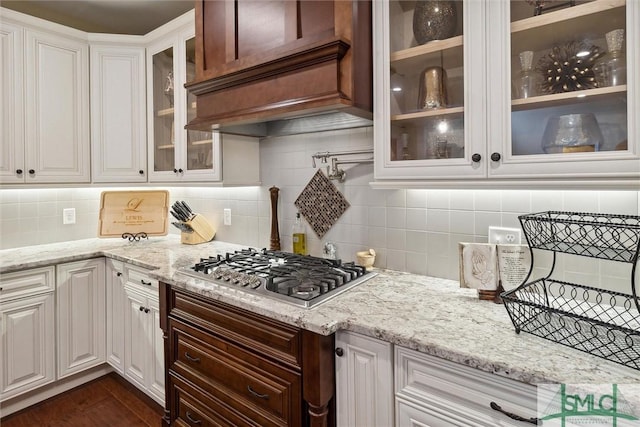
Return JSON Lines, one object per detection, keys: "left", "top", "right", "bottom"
{"left": 2, "top": 236, "right": 639, "bottom": 390}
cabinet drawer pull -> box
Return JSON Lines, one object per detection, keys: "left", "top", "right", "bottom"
{"left": 141, "top": 279, "right": 152, "bottom": 286}
{"left": 144, "top": 308, "right": 150, "bottom": 313}
{"left": 247, "top": 385, "right": 269, "bottom": 400}
{"left": 184, "top": 352, "right": 200, "bottom": 363}
{"left": 186, "top": 411, "right": 202, "bottom": 424}
{"left": 139, "top": 306, "right": 144, "bottom": 311}
{"left": 490, "top": 401, "right": 540, "bottom": 425}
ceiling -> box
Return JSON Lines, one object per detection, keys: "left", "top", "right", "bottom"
{"left": 1, "top": 0, "right": 194, "bottom": 35}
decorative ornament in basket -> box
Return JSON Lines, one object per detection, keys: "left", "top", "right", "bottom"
{"left": 536, "top": 42, "right": 604, "bottom": 94}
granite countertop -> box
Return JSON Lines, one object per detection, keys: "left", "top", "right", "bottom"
{"left": 2, "top": 236, "right": 639, "bottom": 389}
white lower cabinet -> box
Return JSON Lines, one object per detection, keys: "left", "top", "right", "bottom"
{"left": 105, "top": 259, "right": 125, "bottom": 373}
{"left": 0, "top": 266, "right": 56, "bottom": 402}
{"left": 56, "top": 259, "right": 106, "bottom": 379}
{"left": 123, "top": 265, "right": 164, "bottom": 405}
{"left": 335, "top": 331, "right": 394, "bottom": 427}
{"left": 395, "top": 346, "right": 537, "bottom": 426}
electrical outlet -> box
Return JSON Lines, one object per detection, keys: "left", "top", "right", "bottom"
{"left": 223, "top": 208, "right": 231, "bottom": 225}
{"left": 488, "top": 226, "right": 521, "bottom": 244}
{"left": 63, "top": 208, "right": 76, "bottom": 225}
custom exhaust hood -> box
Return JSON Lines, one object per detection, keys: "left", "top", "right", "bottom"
{"left": 185, "top": 0, "right": 373, "bottom": 138}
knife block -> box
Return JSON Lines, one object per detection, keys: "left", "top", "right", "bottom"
{"left": 181, "top": 214, "right": 216, "bottom": 245}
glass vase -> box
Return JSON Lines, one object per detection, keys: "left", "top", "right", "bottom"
{"left": 515, "top": 51, "right": 537, "bottom": 99}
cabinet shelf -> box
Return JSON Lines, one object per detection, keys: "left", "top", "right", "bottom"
{"left": 191, "top": 139, "right": 212, "bottom": 146}
{"left": 391, "top": 36, "right": 463, "bottom": 76}
{"left": 511, "top": 85, "right": 626, "bottom": 111}
{"left": 157, "top": 107, "right": 174, "bottom": 117}
{"left": 511, "top": 0, "right": 625, "bottom": 54}
{"left": 392, "top": 106, "right": 464, "bottom": 123}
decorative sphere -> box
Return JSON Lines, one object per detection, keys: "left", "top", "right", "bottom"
{"left": 413, "top": 1, "right": 458, "bottom": 45}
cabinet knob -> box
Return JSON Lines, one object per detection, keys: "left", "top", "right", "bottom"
{"left": 138, "top": 170, "right": 144, "bottom": 175}
{"left": 16, "top": 169, "right": 23, "bottom": 175}
{"left": 139, "top": 306, "right": 144, "bottom": 312}
{"left": 144, "top": 308, "right": 150, "bottom": 313}
{"left": 173, "top": 168, "right": 178, "bottom": 173}
{"left": 471, "top": 153, "right": 482, "bottom": 163}
{"left": 178, "top": 168, "right": 184, "bottom": 173}
{"left": 28, "top": 169, "right": 35, "bottom": 174}
{"left": 491, "top": 152, "right": 502, "bottom": 162}
{"left": 335, "top": 347, "right": 344, "bottom": 357}
{"left": 116, "top": 272, "right": 122, "bottom": 277}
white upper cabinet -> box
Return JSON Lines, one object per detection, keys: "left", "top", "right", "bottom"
{"left": 374, "top": 0, "right": 486, "bottom": 181}
{"left": 374, "top": 0, "right": 639, "bottom": 188}
{"left": 0, "top": 10, "right": 90, "bottom": 184}
{"left": 0, "top": 21, "right": 24, "bottom": 184}
{"left": 25, "top": 28, "right": 90, "bottom": 183}
{"left": 90, "top": 42, "right": 147, "bottom": 183}
{"left": 146, "top": 15, "right": 221, "bottom": 183}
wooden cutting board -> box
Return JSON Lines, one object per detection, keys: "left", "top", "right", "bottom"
{"left": 98, "top": 190, "right": 169, "bottom": 237}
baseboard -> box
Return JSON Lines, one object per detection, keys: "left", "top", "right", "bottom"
{"left": 0, "top": 364, "right": 113, "bottom": 418}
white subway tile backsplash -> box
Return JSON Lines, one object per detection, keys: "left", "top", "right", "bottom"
{"left": 426, "top": 209, "right": 449, "bottom": 232}
{"left": 1, "top": 128, "right": 638, "bottom": 289}
{"left": 386, "top": 207, "right": 406, "bottom": 229}
{"left": 501, "top": 190, "right": 531, "bottom": 213}
{"left": 531, "top": 190, "right": 563, "bottom": 212}
{"left": 386, "top": 249, "right": 406, "bottom": 272}
{"left": 450, "top": 190, "right": 475, "bottom": 211}
{"left": 450, "top": 210, "right": 474, "bottom": 235}
{"left": 406, "top": 190, "right": 428, "bottom": 208}
{"left": 474, "top": 211, "right": 501, "bottom": 238}
{"left": 406, "top": 231, "right": 427, "bottom": 253}
{"left": 426, "top": 190, "right": 449, "bottom": 209}
{"left": 406, "top": 208, "right": 427, "bottom": 231}
{"left": 386, "top": 189, "right": 406, "bottom": 207}
{"left": 562, "top": 191, "right": 599, "bottom": 212}
{"left": 473, "top": 190, "right": 501, "bottom": 212}
{"left": 386, "top": 228, "right": 406, "bottom": 250}
{"left": 406, "top": 252, "right": 428, "bottom": 275}
{"left": 368, "top": 206, "right": 386, "bottom": 227}
{"left": 598, "top": 191, "right": 639, "bottom": 215}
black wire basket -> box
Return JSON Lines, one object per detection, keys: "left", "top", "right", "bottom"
{"left": 501, "top": 211, "right": 640, "bottom": 370}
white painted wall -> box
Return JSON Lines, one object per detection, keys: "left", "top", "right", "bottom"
{"left": 1, "top": 128, "right": 638, "bottom": 292}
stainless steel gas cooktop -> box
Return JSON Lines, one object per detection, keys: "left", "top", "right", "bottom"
{"left": 177, "top": 248, "right": 376, "bottom": 308}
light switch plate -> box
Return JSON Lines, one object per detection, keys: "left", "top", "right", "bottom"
{"left": 223, "top": 208, "right": 231, "bottom": 225}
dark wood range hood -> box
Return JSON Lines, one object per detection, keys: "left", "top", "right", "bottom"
{"left": 185, "top": 0, "right": 372, "bottom": 137}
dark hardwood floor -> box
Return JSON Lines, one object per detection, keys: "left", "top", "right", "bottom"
{"left": 1, "top": 373, "right": 164, "bottom": 427}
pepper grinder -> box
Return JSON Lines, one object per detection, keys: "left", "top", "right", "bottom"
{"left": 269, "top": 186, "right": 281, "bottom": 250}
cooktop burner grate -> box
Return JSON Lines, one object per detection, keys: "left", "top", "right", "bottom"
{"left": 178, "top": 248, "right": 375, "bottom": 307}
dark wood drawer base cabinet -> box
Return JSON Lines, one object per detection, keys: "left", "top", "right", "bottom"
{"left": 159, "top": 282, "right": 335, "bottom": 427}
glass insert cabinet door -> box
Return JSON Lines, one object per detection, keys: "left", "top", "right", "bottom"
{"left": 151, "top": 46, "right": 175, "bottom": 174}
{"left": 487, "top": 0, "right": 639, "bottom": 180}
{"left": 149, "top": 33, "right": 218, "bottom": 181}
{"left": 374, "top": 0, "right": 487, "bottom": 180}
